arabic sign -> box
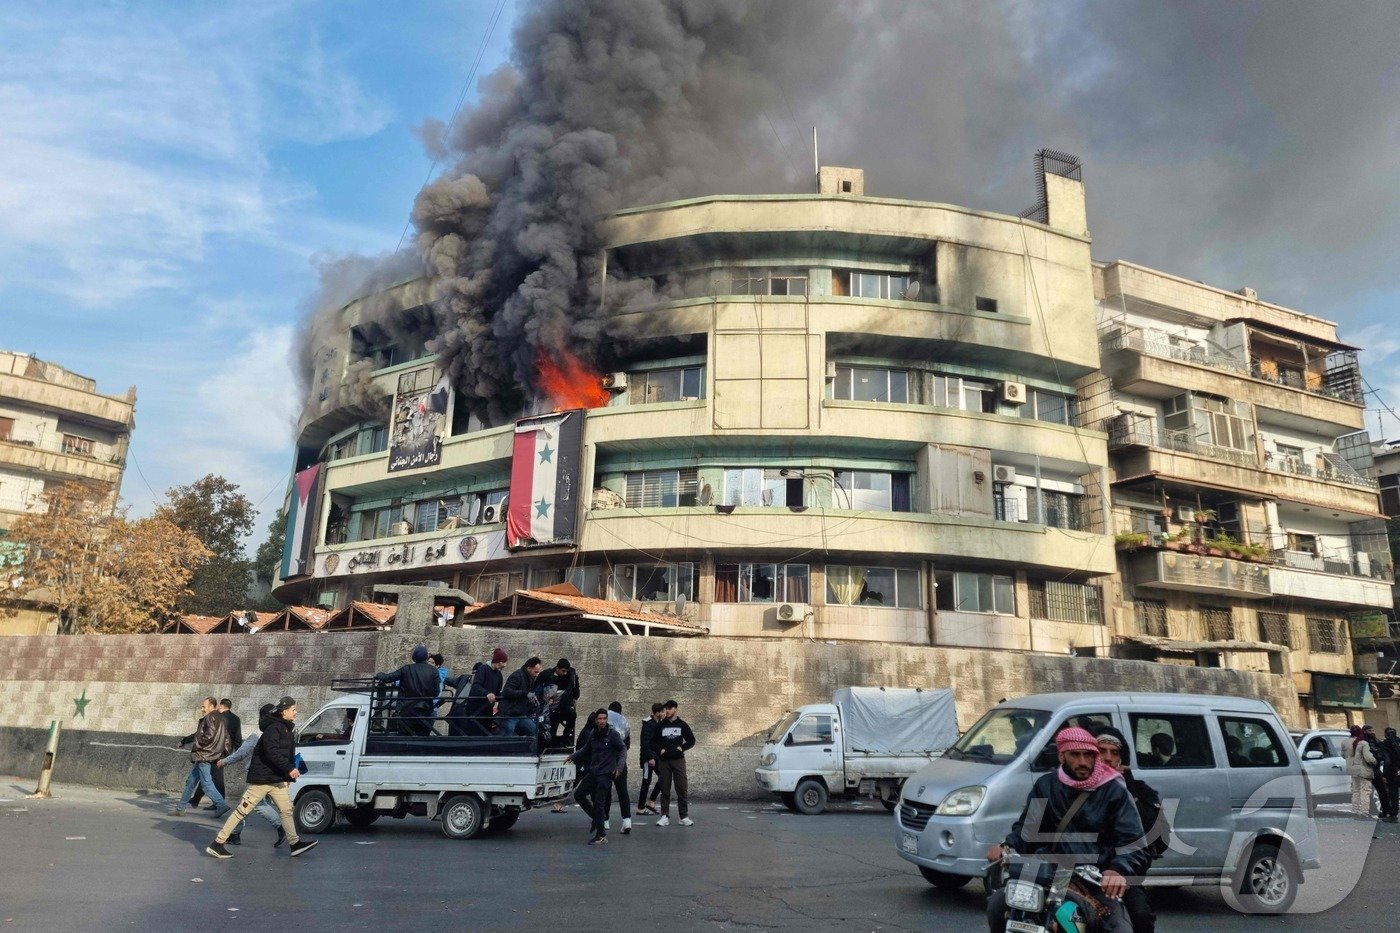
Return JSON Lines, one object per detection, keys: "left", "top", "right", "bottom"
{"left": 388, "top": 368, "right": 449, "bottom": 473}
{"left": 316, "top": 530, "right": 508, "bottom": 578}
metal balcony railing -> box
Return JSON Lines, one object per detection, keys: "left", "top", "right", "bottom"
{"left": 0, "top": 435, "right": 125, "bottom": 466}
{"left": 1270, "top": 548, "right": 1394, "bottom": 582}
{"left": 1266, "top": 455, "right": 1379, "bottom": 490}
{"left": 1100, "top": 329, "right": 1249, "bottom": 374}
{"left": 1107, "top": 422, "right": 1258, "bottom": 469}
{"left": 1249, "top": 353, "right": 1365, "bottom": 405}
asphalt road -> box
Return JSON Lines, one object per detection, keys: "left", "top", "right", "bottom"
{"left": 2, "top": 778, "right": 1396, "bottom": 931}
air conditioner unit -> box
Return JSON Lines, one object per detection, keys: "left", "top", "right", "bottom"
{"left": 776, "top": 602, "right": 809, "bottom": 624}
{"left": 992, "top": 465, "right": 1017, "bottom": 484}
{"left": 602, "top": 372, "right": 628, "bottom": 392}
{"left": 824, "top": 361, "right": 838, "bottom": 381}
{"left": 1000, "top": 381, "right": 1027, "bottom": 404}
{"left": 482, "top": 503, "right": 503, "bottom": 524}
{"left": 1175, "top": 505, "right": 1197, "bottom": 522}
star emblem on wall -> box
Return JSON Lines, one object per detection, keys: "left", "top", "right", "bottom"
{"left": 538, "top": 443, "right": 554, "bottom": 464}
{"left": 73, "top": 688, "right": 91, "bottom": 719}
{"left": 534, "top": 497, "right": 551, "bottom": 518}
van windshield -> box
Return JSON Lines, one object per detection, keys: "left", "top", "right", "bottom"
{"left": 944, "top": 707, "right": 1050, "bottom": 765}
{"left": 768, "top": 711, "right": 801, "bottom": 744}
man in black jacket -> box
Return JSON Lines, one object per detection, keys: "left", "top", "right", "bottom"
{"left": 446, "top": 648, "right": 507, "bottom": 736}
{"left": 546, "top": 659, "right": 581, "bottom": 745}
{"left": 375, "top": 645, "right": 439, "bottom": 735}
{"left": 1382, "top": 728, "right": 1400, "bottom": 823}
{"left": 207, "top": 695, "right": 317, "bottom": 859}
{"left": 499, "top": 657, "right": 543, "bottom": 737}
{"left": 986, "top": 726, "right": 1146, "bottom": 933}
{"left": 169, "top": 697, "right": 231, "bottom": 817}
{"left": 653, "top": 699, "right": 696, "bottom": 827}
{"left": 1096, "top": 726, "right": 1165, "bottom": 933}
{"left": 636, "top": 703, "right": 665, "bottom": 814}
{"left": 569, "top": 709, "right": 626, "bottom": 846}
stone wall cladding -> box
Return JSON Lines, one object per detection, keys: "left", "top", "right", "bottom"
{"left": 1, "top": 628, "right": 1297, "bottom": 799}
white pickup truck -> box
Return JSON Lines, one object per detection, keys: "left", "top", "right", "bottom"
{"left": 290, "top": 684, "right": 575, "bottom": 840}
{"left": 755, "top": 686, "right": 958, "bottom": 814}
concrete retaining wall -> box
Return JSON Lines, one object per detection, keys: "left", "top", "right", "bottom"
{"left": 0, "top": 629, "right": 1300, "bottom": 800}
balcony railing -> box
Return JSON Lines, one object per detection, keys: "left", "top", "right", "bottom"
{"left": 1107, "top": 422, "right": 1258, "bottom": 469}
{"left": 1250, "top": 353, "right": 1364, "bottom": 406}
{"left": 1266, "top": 455, "right": 1378, "bottom": 490}
{"left": 1271, "top": 548, "right": 1393, "bottom": 582}
{"left": 1099, "top": 329, "right": 1249, "bottom": 374}
{"left": 0, "top": 435, "right": 124, "bottom": 466}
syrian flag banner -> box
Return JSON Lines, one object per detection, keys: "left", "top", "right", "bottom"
{"left": 507, "top": 410, "right": 584, "bottom": 550}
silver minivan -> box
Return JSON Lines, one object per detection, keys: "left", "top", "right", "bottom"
{"left": 895, "top": 692, "right": 1320, "bottom": 913}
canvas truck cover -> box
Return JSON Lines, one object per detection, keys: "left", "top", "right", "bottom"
{"left": 832, "top": 686, "right": 959, "bottom": 755}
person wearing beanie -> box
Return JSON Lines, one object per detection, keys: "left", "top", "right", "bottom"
{"left": 445, "top": 648, "right": 508, "bottom": 736}
{"left": 1095, "top": 726, "right": 1164, "bottom": 933}
{"left": 985, "top": 725, "right": 1145, "bottom": 933}
{"left": 374, "top": 644, "right": 440, "bottom": 736}
{"left": 207, "top": 696, "right": 317, "bottom": 859}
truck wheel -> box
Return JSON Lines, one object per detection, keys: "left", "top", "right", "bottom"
{"left": 1234, "top": 842, "right": 1298, "bottom": 914}
{"left": 440, "top": 794, "right": 485, "bottom": 840}
{"left": 487, "top": 810, "right": 520, "bottom": 833}
{"left": 293, "top": 789, "right": 337, "bottom": 835}
{"left": 880, "top": 798, "right": 897, "bottom": 812}
{"left": 780, "top": 792, "right": 798, "bottom": 812}
{"left": 343, "top": 807, "right": 380, "bottom": 828}
{"left": 793, "top": 778, "right": 828, "bottom": 815}
{"left": 918, "top": 867, "right": 971, "bottom": 890}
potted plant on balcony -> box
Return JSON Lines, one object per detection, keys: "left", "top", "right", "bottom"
{"left": 1115, "top": 532, "right": 1149, "bottom": 551}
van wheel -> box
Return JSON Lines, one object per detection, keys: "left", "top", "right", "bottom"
{"left": 779, "top": 792, "right": 798, "bottom": 811}
{"left": 793, "top": 778, "right": 828, "bottom": 815}
{"left": 918, "top": 867, "right": 971, "bottom": 890}
{"left": 293, "top": 789, "right": 336, "bottom": 835}
{"left": 881, "top": 798, "right": 898, "bottom": 812}
{"left": 343, "top": 807, "right": 379, "bottom": 828}
{"left": 1235, "top": 842, "right": 1298, "bottom": 914}
{"left": 440, "top": 794, "right": 485, "bottom": 840}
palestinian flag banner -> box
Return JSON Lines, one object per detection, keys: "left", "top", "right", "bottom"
{"left": 279, "top": 463, "right": 322, "bottom": 579}
{"left": 507, "top": 410, "right": 584, "bottom": 550}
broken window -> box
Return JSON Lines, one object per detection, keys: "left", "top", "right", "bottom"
{"left": 728, "top": 268, "right": 808, "bottom": 296}
{"left": 611, "top": 563, "right": 695, "bottom": 602}
{"left": 833, "top": 470, "right": 912, "bottom": 512}
{"left": 629, "top": 366, "right": 705, "bottom": 404}
{"left": 722, "top": 468, "right": 804, "bottom": 507}
{"left": 931, "top": 375, "right": 997, "bottom": 414}
{"left": 829, "top": 565, "right": 921, "bottom": 609}
{"left": 714, "top": 564, "right": 810, "bottom": 603}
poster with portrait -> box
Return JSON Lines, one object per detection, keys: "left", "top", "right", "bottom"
{"left": 388, "top": 367, "right": 450, "bottom": 473}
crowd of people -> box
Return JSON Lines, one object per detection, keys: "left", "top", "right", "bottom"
{"left": 1347, "top": 722, "right": 1400, "bottom": 821}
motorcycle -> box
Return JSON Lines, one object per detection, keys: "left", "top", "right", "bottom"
{"left": 987, "top": 849, "right": 1112, "bottom": 933}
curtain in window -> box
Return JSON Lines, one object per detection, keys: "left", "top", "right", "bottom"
{"left": 714, "top": 565, "right": 738, "bottom": 603}
{"left": 827, "top": 566, "right": 866, "bottom": 605}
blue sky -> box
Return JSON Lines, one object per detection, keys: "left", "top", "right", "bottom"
{"left": 4, "top": 0, "right": 1399, "bottom": 543}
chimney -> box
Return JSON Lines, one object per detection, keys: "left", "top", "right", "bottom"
{"left": 818, "top": 166, "right": 865, "bottom": 197}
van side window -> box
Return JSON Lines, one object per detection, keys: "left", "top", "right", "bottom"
{"left": 1220, "top": 716, "right": 1288, "bottom": 768}
{"left": 300, "top": 707, "right": 358, "bottom": 746}
{"left": 1303, "top": 736, "right": 1334, "bottom": 759}
{"left": 789, "top": 714, "right": 834, "bottom": 746}
{"left": 1130, "top": 714, "right": 1214, "bottom": 769}
{"left": 1031, "top": 712, "right": 1114, "bottom": 771}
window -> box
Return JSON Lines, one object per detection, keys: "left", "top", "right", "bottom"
{"left": 624, "top": 469, "right": 699, "bottom": 508}
{"left": 789, "top": 714, "right": 834, "bottom": 745}
{"left": 975, "top": 296, "right": 998, "bottom": 313}
{"left": 298, "top": 707, "right": 357, "bottom": 746}
{"left": 1163, "top": 393, "right": 1192, "bottom": 434}
{"left": 832, "top": 269, "right": 919, "bottom": 300}
{"left": 1031, "top": 712, "right": 1114, "bottom": 771}
{"left": 629, "top": 366, "right": 705, "bottom": 404}
{"left": 1021, "top": 388, "right": 1078, "bottom": 426}
{"left": 0, "top": 418, "right": 12, "bottom": 442}
{"left": 829, "top": 365, "right": 910, "bottom": 404}
{"left": 1302, "top": 735, "right": 1339, "bottom": 759}
{"left": 826, "top": 565, "right": 921, "bottom": 609}
{"left": 611, "top": 563, "right": 696, "bottom": 602}
{"left": 728, "top": 268, "right": 808, "bottom": 296}
{"left": 1258, "top": 611, "right": 1292, "bottom": 647}
{"left": 1307, "top": 617, "right": 1342, "bottom": 653}
{"left": 1026, "top": 489, "right": 1083, "bottom": 530}
{"left": 1196, "top": 395, "right": 1252, "bottom": 451}
{"left": 1380, "top": 473, "right": 1400, "bottom": 517}
{"left": 723, "top": 468, "right": 804, "bottom": 508}
{"left": 931, "top": 375, "right": 998, "bottom": 414}
{"left": 61, "top": 434, "right": 94, "bottom": 456}
{"left": 358, "top": 425, "right": 388, "bottom": 457}
{"left": 1286, "top": 532, "right": 1319, "bottom": 555}
{"left": 714, "top": 564, "right": 810, "bottom": 603}
{"left": 413, "top": 495, "right": 470, "bottom": 534}
{"left": 935, "top": 571, "right": 1014, "bottom": 615}
{"left": 1135, "top": 600, "right": 1168, "bottom": 637}
{"left": 354, "top": 506, "right": 395, "bottom": 541}
{"left": 532, "top": 565, "right": 603, "bottom": 598}
{"left": 1028, "top": 579, "right": 1104, "bottom": 624}
{"left": 1275, "top": 443, "right": 1305, "bottom": 472}
{"left": 1131, "top": 714, "right": 1215, "bottom": 769}
{"left": 1201, "top": 606, "right": 1235, "bottom": 641}
{"left": 466, "top": 570, "right": 524, "bottom": 604}
{"left": 833, "top": 471, "right": 912, "bottom": 512}
{"left": 946, "top": 708, "right": 1051, "bottom": 765}
{"left": 1219, "top": 716, "right": 1289, "bottom": 768}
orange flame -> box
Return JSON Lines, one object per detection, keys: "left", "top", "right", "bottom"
{"left": 536, "top": 350, "right": 610, "bottom": 411}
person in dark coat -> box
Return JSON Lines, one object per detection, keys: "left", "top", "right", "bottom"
{"left": 445, "top": 648, "right": 507, "bottom": 736}
{"left": 498, "top": 657, "right": 543, "bottom": 737}
{"left": 636, "top": 703, "right": 665, "bottom": 814}
{"left": 569, "top": 709, "right": 626, "bottom": 846}
{"left": 374, "top": 645, "right": 439, "bottom": 735}
{"left": 207, "top": 695, "right": 317, "bottom": 859}
{"left": 1363, "top": 724, "right": 1395, "bottom": 821}
{"left": 1096, "top": 726, "right": 1165, "bottom": 933}
{"left": 546, "top": 659, "right": 581, "bottom": 744}
{"left": 170, "top": 697, "right": 231, "bottom": 816}
{"left": 1382, "top": 728, "right": 1400, "bottom": 823}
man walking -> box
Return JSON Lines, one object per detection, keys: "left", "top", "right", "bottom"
{"left": 215, "top": 704, "right": 288, "bottom": 847}
{"left": 637, "top": 703, "right": 665, "bottom": 814}
{"left": 499, "top": 656, "right": 543, "bottom": 737}
{"left": 1363, "top": 724, "right": 1395, "bottom": 821}
{"left": 1382, "top": 728, "right": 1400, "bottom": 823}
{"left": 606, "top": 701, "right": 633, "bottom": 834}
{"left": 569, "top": 708, "right": 626, "bottom": 846}
{"left": 169, "top": 697, "right": 231, "bottom": 818}
{"left": 207, "top": 695, "right": 317, "bottom": 859}
{"left": 653, "top": 699, "right": 696, "bottom": 827}
{"left": 374, "top": 645, "right": 440, "bottom": 735}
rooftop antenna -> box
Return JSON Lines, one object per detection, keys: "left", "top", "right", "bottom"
{"left": 812, "top": 126, "right": 819, "bottom": 192}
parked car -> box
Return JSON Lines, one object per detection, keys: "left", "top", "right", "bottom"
{"left": 895, "top": 692, "right": 1319, "bottom": 914}
{"left": 756, "top": 686, "right": 957, "bottom": 814}
{"left": 1292, "top": 728, "right": 1365, "bottom": 810}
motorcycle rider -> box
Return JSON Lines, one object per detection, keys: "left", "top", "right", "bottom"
{"left": 1095, "top": 726, "right": 1166, "bottom": 933}
{"left": 986, "top": 726, "right": 1147, "bottom": 932}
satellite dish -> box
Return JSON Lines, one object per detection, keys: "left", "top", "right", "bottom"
{"left": 675, "top": 593, "right": 687, "bottom": 617}
{"left": 466, "top": 496, "right": 483, "bottom": 526}
{"left": 697, "top": 483, "right": 713, "bottom": 506}
{"left": 903, "top": 281, "right": 921, "bottom": 300}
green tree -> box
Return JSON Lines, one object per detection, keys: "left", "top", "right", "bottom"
{"left": 251, "top": 507, "right": 287, "bottom": 611}
{"left": 157, "top": 474, "right": 255, "bottom": 615}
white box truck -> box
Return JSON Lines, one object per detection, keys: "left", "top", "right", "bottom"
{"left": 755, "top": 686, "right": 958, "bottom": 814}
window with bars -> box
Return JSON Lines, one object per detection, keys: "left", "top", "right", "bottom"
{"left": 623, "top": 468, "right": 699, "bottom": 508}
{"left": 1307, "top": 617, "right": 1342, "bottom": 653}
{"left": 1028, "top": 579, "right": 1104, "bottom": 624}
{"left": 1201, "top": 606, "right": 1235, "bottom": 641}
{"left": 62, "top": 434, "right": 94, "bottom": 456}
{"left": 1135, "top": 600, "right": 1168, "bottom": 637}
{"left": 1258, "top": 611, "right": 1293, "bottom": 647}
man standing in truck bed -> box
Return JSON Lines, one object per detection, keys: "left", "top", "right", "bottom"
{"left": 653, "top": 699, "right": 696, "bottom": 827}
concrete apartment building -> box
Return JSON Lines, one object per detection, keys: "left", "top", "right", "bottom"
{"left": 276, "top": 160, "right": 1119, "bottom": 651}
{"left": 0, "top": 351, "right": 137, "bottom": 634}
{"left": 1090, "top": 265, "right": 1388, "bottom": 714}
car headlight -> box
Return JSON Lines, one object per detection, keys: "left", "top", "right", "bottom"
{"left": 1004, "top": 879, "right": 1046, "bottom": 912}
{"left": 761, "top": 752, "right": 776, "bottom": 767}
{"left": 938, "top": 785, "right": 986, "bottom": 816}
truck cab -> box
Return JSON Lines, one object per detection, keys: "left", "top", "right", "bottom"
{"left": 757, "top": 703, "right": 845, "bottom": 809}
